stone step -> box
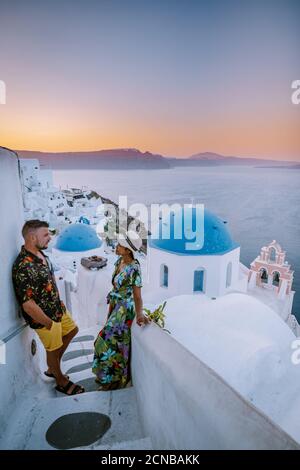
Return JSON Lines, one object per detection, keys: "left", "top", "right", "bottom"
{"left": 1, "top": 387, "right": 145, "bottom": 450}
{"left": 75, "top": 436, "right": 153, "bottom": 450}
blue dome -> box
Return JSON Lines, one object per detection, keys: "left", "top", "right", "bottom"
{"left": 55, "top": 223, "right": 102, "bottom": 252}
{"left": 149, "top": 207, "right": 239, "bottom": 255}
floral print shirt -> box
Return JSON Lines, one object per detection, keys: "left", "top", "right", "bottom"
{"left": 12, "top": 246, "right": 66, "bottom": 329}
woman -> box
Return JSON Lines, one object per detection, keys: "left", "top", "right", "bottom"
{"left": 92, "top": 230, "right": 150, "bottom": 391}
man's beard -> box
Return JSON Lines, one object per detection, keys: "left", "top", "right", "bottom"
{"left": 36, "top": 243, "right": 48, "bottom": 250}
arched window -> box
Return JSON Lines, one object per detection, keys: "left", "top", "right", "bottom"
{"left": 272, "top": 271, "right": 280, "bottom": 287}
{"left": 226, "top": 262, "right": 232, "bottom": 288}
{"left": 260, "top": 268, "right": 268, "bottom": 284}
{"left": 269, "top": 247, "right": 276, "bottom": 262}
{"left": 160, "top": 264, "right": 168, "bottom": 288}
{"left": 194, "top": 269, "right": 204, "bottom": 292}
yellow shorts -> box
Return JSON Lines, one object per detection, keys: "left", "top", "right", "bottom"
{"left": 35, "top": 311, "right": 77, "bottom": 352}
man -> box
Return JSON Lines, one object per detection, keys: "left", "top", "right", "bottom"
{"left": 12, "top": 220, "right": 85, "bottom": 395}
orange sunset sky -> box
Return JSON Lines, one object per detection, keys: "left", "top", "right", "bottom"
{"left": 0, "top": 0, "right": 299, "bottom": 161}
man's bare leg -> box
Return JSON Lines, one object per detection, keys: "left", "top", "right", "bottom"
{"left": 46, "top": 326, "right": 78, "bottom": 377}
{"left": 59, "top": 326, "right": 78, "bottom": 361}
{"left": 46, "top": 348, "right": 68, "bottom": 387}
{"left": 47, "top": 348, "right": 83, "bottom": 394}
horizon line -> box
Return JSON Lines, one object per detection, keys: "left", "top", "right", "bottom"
{"left": 13, "top": 147, "right": 300, "bottom": 163}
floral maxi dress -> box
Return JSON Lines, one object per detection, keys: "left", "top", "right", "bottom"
{"left": 92, "top": 256, "right": 142, "bottom": 389}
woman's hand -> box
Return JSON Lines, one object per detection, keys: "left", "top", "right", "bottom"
{"left": 136, "top": 313, "right": 150, "bottom": 327}
{"left": 133, "top": 286, "right": 149, "bottom": 327}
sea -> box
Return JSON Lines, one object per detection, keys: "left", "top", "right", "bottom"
{"left": 53, "top": 165, "right": 300, "bottom": 321}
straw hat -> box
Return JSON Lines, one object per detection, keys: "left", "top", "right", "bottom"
{"left": 117, "top": 229, "right": 143, "bottom": 254}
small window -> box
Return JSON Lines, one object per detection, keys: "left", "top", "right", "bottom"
{"left": 260, "top": 268, "right": 268, "bottom": 284}
{"left": 160, "top": 264, "right": 168, "bottom": 288}
{"left": 226, "top": 262, "right": 232, "bottom": 288}
{"left": 269, "top": 247, "right": 276, "bottom": 262}
{"left": 272, "top": 271, "right": 280, "bottom": 287}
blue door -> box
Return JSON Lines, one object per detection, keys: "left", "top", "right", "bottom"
{"left": 160, "top": 264, "right": 168, "bottom": 287}
{"left": 194, "top": 270, "right": 204, "bottom": 292}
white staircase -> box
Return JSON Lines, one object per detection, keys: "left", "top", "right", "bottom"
{"left": 0, "top": 327, "right": 152, "bottom": 450}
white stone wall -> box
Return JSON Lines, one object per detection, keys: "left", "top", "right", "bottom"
{"left": 147, "top": 246, "right": 241, "bottom": 298}
{"left": 0, "top": 149, "right": 45, "bottom": 434}
{"left": 132, "top": 322, "right": 300, "bottom": 450}
{"left": 0, "top": 149, "right": 25, "bottom": 334}
{"left": 76, "top": 263, "right": 112, "bottom": 329}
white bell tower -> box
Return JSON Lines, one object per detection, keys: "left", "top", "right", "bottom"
{"left": 247, "top": 240, "right": 298, "bottom": 334}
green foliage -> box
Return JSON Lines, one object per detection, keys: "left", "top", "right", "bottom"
{"left": 143, "top": 301, "right": 170, "bottom": 333}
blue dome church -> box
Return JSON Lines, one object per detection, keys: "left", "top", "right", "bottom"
{"left": 55, "top": 223, "right": 102, "bottom": 252}
{"left": 147, "top": 206, "right": 244, "bottom": 298}
{"left": 53, "top": 223, "right": 104, "bottom": 272}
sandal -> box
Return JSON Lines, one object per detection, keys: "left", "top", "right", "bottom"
{"left": 44, "top": 371, "right": 69, "bottom": 380}
{"left": 55, "top": 380, "right": 85, "bottom": 395}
